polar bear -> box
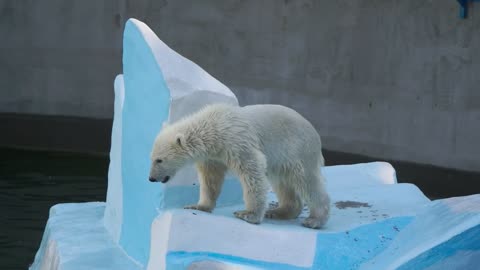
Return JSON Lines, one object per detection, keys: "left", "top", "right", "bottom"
{"left": 148, "top": 104, "right": 330, "bottom": 229}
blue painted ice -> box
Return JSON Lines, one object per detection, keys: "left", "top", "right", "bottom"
{"left": 103, "top": 75, "right": 124, "bottom": 244}
{"left": 30, "top": 203, "right": 141, "bottom": 270}
{"left": 361, "top": 194, "right": 480, "bottom": 270}
{"left": 30, "top": 18, "right": 480, "bottom": 270}
{"left": 109, "top": 19, "right": 239, "bottom": 265}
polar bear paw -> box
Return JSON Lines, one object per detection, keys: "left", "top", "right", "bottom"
{"left": 234, "top": 210, "right": 262, "bottom": 224}
{"left": 184, "top": 204, "right": 213, "bottom": 213}
{"left": 302, "top": 217, "right": 324, "bottom": 229}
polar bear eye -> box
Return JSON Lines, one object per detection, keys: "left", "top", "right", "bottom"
{"left": 156, "top": 159, "right": 163, "bottom": 163}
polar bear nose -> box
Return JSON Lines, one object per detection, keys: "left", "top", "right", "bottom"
{"left": 149, "top": 177, "right": 157, "bottom": 182}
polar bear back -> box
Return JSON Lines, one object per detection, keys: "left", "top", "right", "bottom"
{"left": 239, "top": 104, "right": 323, "bottom": 171}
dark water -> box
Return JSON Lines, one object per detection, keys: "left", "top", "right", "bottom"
{"left": 0, "top": 148, "right": 108, "bottom": 270}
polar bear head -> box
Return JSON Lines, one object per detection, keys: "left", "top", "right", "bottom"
{"left": 148, "top": 125, "right": 192, "bottom": 184}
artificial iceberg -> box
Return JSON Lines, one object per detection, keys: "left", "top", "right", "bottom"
{"left": 30, "top": 19, "right": 479, "bottom": 270}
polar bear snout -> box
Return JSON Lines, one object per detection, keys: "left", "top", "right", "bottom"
{"left": 148, "top": 176, "right": 157, "bottom": 182}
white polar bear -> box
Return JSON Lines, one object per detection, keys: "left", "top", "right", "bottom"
{"left": 148, "top": 104, "right": 330, "bottom": 229}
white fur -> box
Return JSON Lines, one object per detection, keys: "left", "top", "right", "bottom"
{"left": 149, "top": 104, "right": 330, "bottom": 229}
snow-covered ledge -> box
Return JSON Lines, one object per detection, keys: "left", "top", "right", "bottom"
{"left": 30, "top": 18, "right": 480, "bottom": 270}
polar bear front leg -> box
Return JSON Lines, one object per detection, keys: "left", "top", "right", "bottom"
{"left": 184, "top": 160, "right": 227, "bottom": 213}
{"left": 232, "top": 150, "right": 268, "bottom": 224}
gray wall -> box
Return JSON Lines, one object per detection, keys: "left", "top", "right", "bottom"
{"left": 1, "top": 0, "right": 480, "bottom": 172}
{"left": 0, "top": 0, "right": 123, "bottom": 118}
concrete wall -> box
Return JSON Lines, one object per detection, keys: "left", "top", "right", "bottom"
{"left": 0, "top": 0, "right": 124, "bottom": 118}
{"left": 1, "top": 0, "right": 479, "bottom": 172}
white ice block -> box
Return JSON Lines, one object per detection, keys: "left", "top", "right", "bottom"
{"left": 360, "top": 194, "right": 480, "bottom": 270}
{"left": 118, "top": 18, "right": 239, "bottom": 264}
{"left": 324, "top": 161, "right": 397, "bottom": 191}
{"left": 147, "top": 162, "right": 430, "bottom": 270}
{"left": 29, "top": 203, "right": 141, "bottom": 270}
{"left": 103, "top": 75, "right": 125, "bottom": 243}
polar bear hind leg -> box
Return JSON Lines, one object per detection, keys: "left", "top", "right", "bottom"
{"left": 301, "top": 171, "right": 330, "bottom": 229}
{"left": 265, "top": 173, "right": 303, "bottom": 220}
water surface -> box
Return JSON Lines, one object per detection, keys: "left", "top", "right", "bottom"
{"left": 0, "top": 148, "right": 108, "bottom": 270}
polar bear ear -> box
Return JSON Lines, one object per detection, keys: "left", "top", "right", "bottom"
{"left": 175, "top": 133, "right": 185, "bottom": 147}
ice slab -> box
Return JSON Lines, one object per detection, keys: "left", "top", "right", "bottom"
{"left": 29, "top": 203, "right": 141, "bottom": 270}
{"left": 31, "top": 162, "right": 423, "bottom": 270}
{"left": 31, "top": 195, "right": 479, "bottom": 270}
{"left": 148, "top": 173, "right": 429, "bottom": 270}
{"left": 150, "top": 189, "right": 480, "bottom": 269}
{"left": 32, "top": 162, "right": 479, "bottom": 270}
{"left": 324, "top": 161, "right": 397, "bottom": 191}
{"left": 361, "top": 194, "right": 480, "bottom": 270}
{"left": 109, "top": 18, "right": 239, "bottom": 264}
{"left": 103, "top": 75, "right": 125, "bottom": 243}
